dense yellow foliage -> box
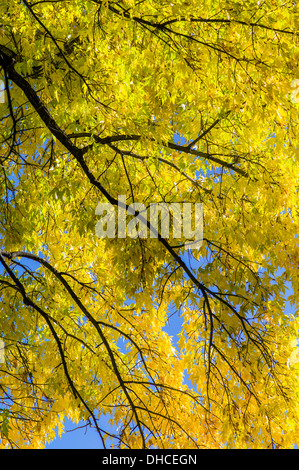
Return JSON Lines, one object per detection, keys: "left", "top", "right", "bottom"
{"left": 0, "top": 0, "right": 298, "bottom": 448}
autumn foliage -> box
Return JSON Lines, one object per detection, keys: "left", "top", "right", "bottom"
{"left": 0, "top": 0, "right": 298, "bottom": 449}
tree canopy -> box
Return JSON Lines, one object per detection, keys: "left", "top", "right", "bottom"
{"left": 0, "top": 0, "right": 298, "bottom": 449}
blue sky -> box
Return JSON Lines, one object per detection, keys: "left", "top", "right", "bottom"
{"left": 46, "top": 418, "right": 106, "bottom": 449}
